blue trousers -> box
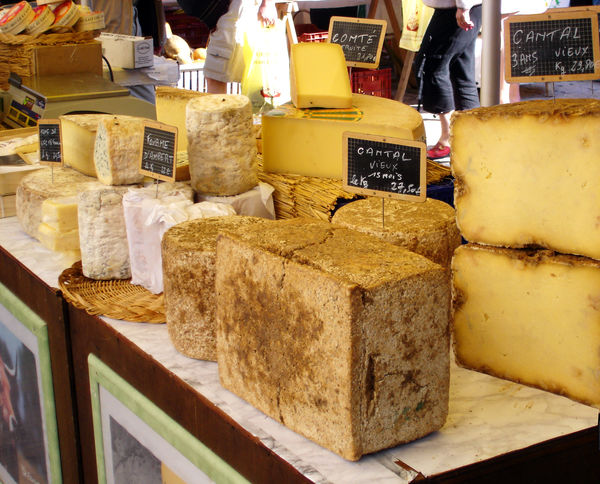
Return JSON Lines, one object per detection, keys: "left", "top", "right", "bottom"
{"left": 419, "top": 5, "right": 482, "bottom": 114}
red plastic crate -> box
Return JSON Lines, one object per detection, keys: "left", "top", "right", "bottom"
{"left": 350, "top": 67, "right": 392, "bottom": 99}
{"left": 296, "top": 23, "right": 328, "bottom": 43}
{"left": 298, "top": 31, "right": 328, "bottom": 42}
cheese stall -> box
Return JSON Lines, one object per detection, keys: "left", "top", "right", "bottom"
{"left": 0, "top": 1, "right": 599, "bottom": 484}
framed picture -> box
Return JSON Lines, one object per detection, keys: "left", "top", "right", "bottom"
{"left": 0, "top": 282, "right": 61, "bottom": 484}
{"left": 88, "top": 354, "right": 249, "bottom": 484}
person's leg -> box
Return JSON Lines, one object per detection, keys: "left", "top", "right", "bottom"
{"left": 448, "top": 5, "right": 482, "bottom": 112}
{"left": 206, "top": 78, "right": 227, "bottom": 94}
{"left": 419, "top": 9, "right": 458, "bottom": 156}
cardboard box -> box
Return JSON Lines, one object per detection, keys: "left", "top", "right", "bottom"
{"left": 33, "top": 41, "right": 103, "bottom": 77}
{"left": 100, "top": 32, "right": 154, "bottom": 69}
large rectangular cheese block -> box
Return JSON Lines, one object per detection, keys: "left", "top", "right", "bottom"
{"left": 452, "top": 243, "right": 600, "bottom": 407}
{"left": 155, "top": 86, "right": 207, "bottom": 152}
{"left": 290, "top": 42, "right": 352, "bottom": 109}
{"left": 451, "top": 99, "right": 600, "bottom": 260}
{"left": 60, "top": 114, "right": 108, "bottom": 177}
{"left": 262, "top": 94, "right": 425, "bottom": 179}
{"left": 216, "top": 218, "right": 450, "bottom": 460}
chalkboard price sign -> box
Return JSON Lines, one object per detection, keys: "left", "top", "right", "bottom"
{"left": 343, "top": 132, "right": 426, "bottom": 202}
{"left": 38, "top": 119, "right": 63, "bottom": 165}
{"left": 139, "top": 121, "right": 178, "bottom": 182}
{"left": 505, "top": 10, "right": 600, "bottom": 82}
{"left": 328, "top": 16, "right": 387, "bottom": 69}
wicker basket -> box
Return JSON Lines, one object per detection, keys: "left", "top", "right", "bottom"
{"left": 0, "top": 30, "right": 100, "bottom": 89}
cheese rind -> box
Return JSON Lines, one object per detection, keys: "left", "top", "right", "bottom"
{"left": 452, "top": 243, "right": 600, "bottom": 407}
{"left": 78, "top": 185, "right": 133, "bottom": 280}
{"left": 451, "top": 98, "right": 600, "bottom": 260}
{"left": 162, "top": 216, "right": 269, "bottom": 361}
{"left": 290, "top": 42, "right": 352, "bottom": 109}
{"left": 262, "top": 94, "right": 425, "bottom": 179}
{"left": 331, "top": 197, "right": 460, "bottom": 269}
{"left": 93, "top": 115, "right": 146, "bottom": 186}
{"left": 216, "top": 218, "right": 450, "bottom": 460}
{"left": 186, "top": 94, "right": 257, "bottom": 196}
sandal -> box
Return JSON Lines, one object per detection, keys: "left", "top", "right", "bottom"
{"left": 427, "top": 144, "right": 451, "bottom": 160}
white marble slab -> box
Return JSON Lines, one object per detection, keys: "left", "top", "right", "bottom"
{"left": 0, "top": 216, "right": 598, "bottom": 483}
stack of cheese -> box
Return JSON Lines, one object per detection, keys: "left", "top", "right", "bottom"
{"left": 261, "top": 42, "right": 426, "bottom": 180}
{"left": 16, "top": 114, "right": 150, "bottom": 278}
{"left": 450, "top": 99, "right": 600, "bottom": 407}
{"left": 160, "top": 215, "right": 451, "bottom": 461}
{"left": 156, "top": 86, "right": 275, "bottom": 218}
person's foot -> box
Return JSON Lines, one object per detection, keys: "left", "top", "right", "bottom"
{"left": 427, "top": 143, "right": 451, "bottom": 159}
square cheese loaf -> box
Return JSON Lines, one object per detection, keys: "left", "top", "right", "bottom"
{"left": 162, "top": 216, "right": 270, "bottom": 361}
{"left": 451, "top": 99, "right": 600, "bottom": 260}
{"left": 216, "top": 218, "right": 450, "bottom": 460}
{"left": 452, "top": 244, "right": 600, "bottom": 407}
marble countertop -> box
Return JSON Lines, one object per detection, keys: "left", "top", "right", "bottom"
{"left": 0, "top": 216, "right": 597, "bottom": 483}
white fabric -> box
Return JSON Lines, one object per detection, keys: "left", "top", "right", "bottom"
{"left": 196, "top": 182, "right": 276, "bottom": 220}
{"left": 502, "top": 0, "right": 548, "bottom": 15}
{"left": 422, "top": 0, "right": 482, "bottom": 9}
{"left": 204, "top": 0, "right": 260, "bottom": 83}
{"left": 123, "top": 189, "right": 236, "bottom": 294}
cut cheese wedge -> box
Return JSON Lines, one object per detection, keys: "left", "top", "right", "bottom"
{"left": 262, "top": 94, "right": 425, "bottom": 179}
{"left": 290, "top": 42, "right": 352, "bottom": 109}
{"left": 38, "top": 222, "right": 80, "bottom": 252}
{"left": 451, "top": 98, "right": 600, "bottom": 260}
{"left": 452, "top": 243, "right": 600, "bottom": 407}
{"left": 60, "top": 114, "right": 108, "bottom": 177}
{"left": 41, "top": 195, "right": 78, "bottom": 232}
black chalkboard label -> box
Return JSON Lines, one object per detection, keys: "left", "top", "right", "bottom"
{"left": 38, "top": 119, "right": 62, "bottom": 165}
{"left": 328, "top": 16, "right": 387, "bottom": 69}
{"left": 139, "top": 121, "right": 178, "bottom": 182}
{"left": 343, "top": 132, "right": 426, "bottom": 202}
{"left": 505, "top": 11, "right": 600, "bottom": 82}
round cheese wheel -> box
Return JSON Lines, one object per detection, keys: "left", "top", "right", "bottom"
{"left": 186, "top": 94, "right": 258, "bottom": 196}
{"left": 16, "top": 167, "right": 99, "bottom": 240}
{"left": 331, "top": 196, "right": 461, "bottom": 268}
{"left": 0, "top": 1, "right": 35, "bottom": 35}
{"left": 24, "top": 6, "right": 55, "bottom": 35}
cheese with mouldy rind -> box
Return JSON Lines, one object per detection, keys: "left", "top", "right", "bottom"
{"left": 452, "top": 243, "right": 600, "bottom": 407}
{"left": 262, "top": 94, "right": 425, "bottom": 179}
{"left": 60, "top": 113, "right": 109, "bottom": 177}
{"left": 451, "top": 98, "right": 600, "bottom": 260}
{"left": 331, "top": 197, "right": 461, "bottom": 269}
{"left": 290, "top": 42, "right": 352, "bottom": 109}
{"left": 186, "top": 94, "right": 257, "bottom": 196}
{"left": 78, "top": 185, "right": 135, "bottom": 280}
{"left": 93, "top": 115, "right": 146, "bottom": 186}
{"left": 155, "top": 86, "right": 207, "bottom": 152}
{"left": 216, "top": 218, "right": 450, "bottom": 461}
